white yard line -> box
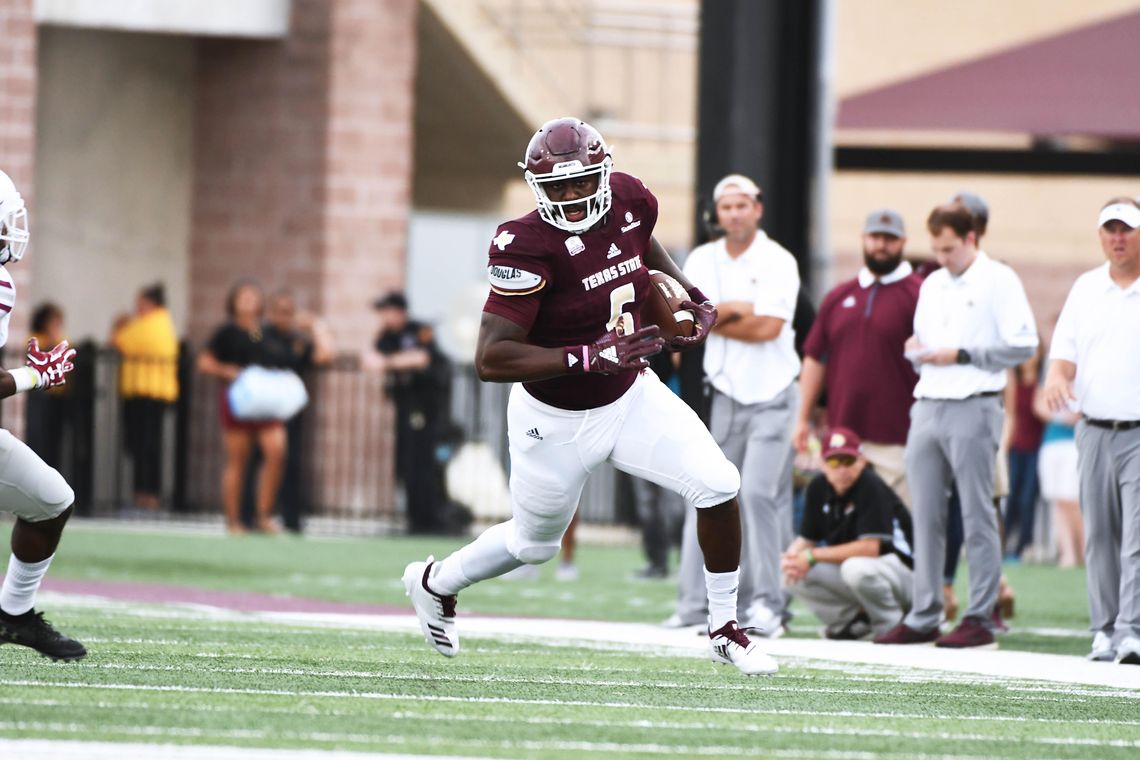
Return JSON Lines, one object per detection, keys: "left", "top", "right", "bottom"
{"left": 0, "top": 738, "right": 492, "bottom": 760}
{"left": 251, "top": 609, "right": 1140, "bottom": 691}
{"left": 32, "top": 590, "right": 1140, "bottom": 690}
{"left": 6, "top": 679, "right": 1138, "bottom": 726}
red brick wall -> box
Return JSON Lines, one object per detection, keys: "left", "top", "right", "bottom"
{"left": 188, "top": 0, "right": 417, "bottom": 351}
{"left": 0, "top": 0, "right": 36, "bottom": 437}
{"left": 187, "top": 0, "right": 418, "bottom": 518}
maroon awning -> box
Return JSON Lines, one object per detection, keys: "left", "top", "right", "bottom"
{"left": 838, "top": 11, "right": 1140, "bottom": 140}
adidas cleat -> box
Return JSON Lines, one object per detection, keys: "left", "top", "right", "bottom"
{"left": 709, "top": 620, "right": 777, "bottom": 676}
{"left": 0, "top": 609, "right": 87, "bottom": 661}
{"left": 402, "top": 557, "right": 459, "bottom": 657}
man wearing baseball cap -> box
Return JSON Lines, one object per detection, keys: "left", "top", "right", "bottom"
{"left": 668, "top": 173, "right": 801, "bottom": 636}
{"left": 1043, "top": 196, "right": 1140, "bottom": 665}
{"left": 795, "top": 208, "right": 921, "bottom": 507}
{"left": 781, "top": 427, "right": 915, "bottom": 639}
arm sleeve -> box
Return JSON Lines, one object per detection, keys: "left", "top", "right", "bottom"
{"left": 482, "top": 224, "right": 552, "bottom": 331}
{"left": 966, "top": 269, "right": 1039, "bottom": 371}
{"left": 802, "top": 292, "right": 834, "bottom": 361}
{"left": 1049, "top": 282, "right": 1081, "bottom": 363}
{"left": 753, "top": 251, "right": 799, "bottom": 321}
{"left": 798, "top": 477, "right": 827, "bottom": 542}
{"left": 206, "top": 325, "right": 230, "bottom": 363}
{"left": 853, "top": 476, "right": 897, "bottom": 543}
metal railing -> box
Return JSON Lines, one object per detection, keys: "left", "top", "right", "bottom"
{"left": 10, "top": 344, "right": 631, "bottom": 534}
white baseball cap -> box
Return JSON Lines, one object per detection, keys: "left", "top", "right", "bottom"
{"left": 1098, "top": 202, "right": 1140, "bottom": 229}
{"left": 713, "top": 174, "right": 762, "bottom": 202}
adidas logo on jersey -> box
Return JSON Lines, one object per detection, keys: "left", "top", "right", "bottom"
{"left": 525, "top": 428, "right": 543, "bottom": 440}
{"left": 606, "top": 243, "right": 622, "bottom": 259}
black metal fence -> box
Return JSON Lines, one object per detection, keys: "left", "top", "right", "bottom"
{"left": 6, "top": 343, "right": 632, "bottom": 535}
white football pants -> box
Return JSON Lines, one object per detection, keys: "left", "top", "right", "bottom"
{"left": 0, "top": 429, "right": 74, "bottom": 522}
{"left": 504, "top": 370, "right": 740, "bottom": 564}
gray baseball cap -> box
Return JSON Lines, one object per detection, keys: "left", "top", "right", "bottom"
{"left": 863, "top": 208, "right": 906, "bottom": 237}
{"left": 951, "top": 191, "right": 989, "bottom": 224}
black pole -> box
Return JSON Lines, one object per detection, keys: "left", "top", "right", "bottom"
{"left": 694, "top": 0, "right": 824, "bottom": 287}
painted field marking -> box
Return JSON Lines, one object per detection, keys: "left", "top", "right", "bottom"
{"left": 3, "top": 680, "right": 1138, "bottom": 727}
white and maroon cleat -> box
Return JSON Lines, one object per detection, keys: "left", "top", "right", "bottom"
{"left": 402, "top": 556, "right": 459, "bottom": 657}
{"left": 709, "top": 620, "right": 778, "bottom": 676}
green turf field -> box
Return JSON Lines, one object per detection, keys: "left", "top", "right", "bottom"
{"left": 48, "top": 523, "right": 1093, "bottom": 654}
{"left": 0, "top": 523, "right": 1135, "bottom": 759}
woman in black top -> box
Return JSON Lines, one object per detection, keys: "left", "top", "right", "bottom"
{"left": 196, "top": 281, "right": 286, "bottom": 534}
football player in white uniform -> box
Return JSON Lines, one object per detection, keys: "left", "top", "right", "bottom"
{"left": 0, "top": 169, "right": 85, "bottom": 661}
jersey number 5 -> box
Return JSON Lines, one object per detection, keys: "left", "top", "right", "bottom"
{"left": 606, "top": 283, "right": 635, "bottom": 336}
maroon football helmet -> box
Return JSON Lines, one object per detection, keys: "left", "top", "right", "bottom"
{"left": 519, "top": 117, "right": 613, "bottom": 233}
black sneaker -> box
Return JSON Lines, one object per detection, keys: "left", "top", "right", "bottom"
{"left": 0, "top": 608, "right": 87, "bottom": 661}
{"left": 826, "top": 611, "right": 873, "bottom": 641}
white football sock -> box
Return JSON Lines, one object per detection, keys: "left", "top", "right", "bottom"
{"left": 704, "top": 566, "right": 739, "bottom": 632}
{"left": 0, "top": 554, "right": 54, "bottom": 616}
{"left": 430, "top": 521, "right": 524, "bottom": 596}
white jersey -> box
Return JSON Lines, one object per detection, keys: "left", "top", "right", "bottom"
{"left": 0, "top": 263, "right": 13, "bottom": 349}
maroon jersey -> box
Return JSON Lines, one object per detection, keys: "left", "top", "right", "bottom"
{"left": 483, "top": 172, "right": 659, "bottom": 410}
{"left": 802, "top": 271, "right": 923, "bottom": 445}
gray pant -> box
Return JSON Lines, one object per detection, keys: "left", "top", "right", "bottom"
{"left": 789, "top": 554, "right": 913, "bottom": 635}
{"left": 903, "top": 396, "right": 1003, "bottom": 631}
{"left": 673, "top": 383, "right": 797, "bottom": 624}
{"left": 631, "top": 476, "right": 682, "bottom": 571}
{"left": 1075, "top": 422, "right": 1140, "bottom": 642}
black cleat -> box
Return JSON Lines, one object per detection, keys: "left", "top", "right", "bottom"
{"left": 0, "top": 608, "right": 87, "bottom": 661}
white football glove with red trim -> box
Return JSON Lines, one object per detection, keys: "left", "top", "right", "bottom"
{"left": 23, "top": 337, "right": 77, "bottom": 389}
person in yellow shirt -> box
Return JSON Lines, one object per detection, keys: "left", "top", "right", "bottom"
{"left": 111, "top": 283, "right": 179, "bottom": 511}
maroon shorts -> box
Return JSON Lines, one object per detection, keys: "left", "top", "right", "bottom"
{"left": 218, "top": 386, "right": 283, "bottom": 433}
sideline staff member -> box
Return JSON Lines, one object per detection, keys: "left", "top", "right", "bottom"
{"left": 1043, "top": 197, "right": 1140, "bottom": 665}
{"left": 783, "top": 427, "right": 914, "bottom": 639}
{"left": 875, "top": 202, "right": 1037, "bottom": 650}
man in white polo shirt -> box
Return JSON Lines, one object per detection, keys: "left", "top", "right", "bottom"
{"left": 1043, "top": 197, "right": 1140, "bottom": 665}
{"left": 874, "top": 202, "right": 1037, "bottom": 649}
{"left": 665, "top": 174, "right": 800, "bottom": 636}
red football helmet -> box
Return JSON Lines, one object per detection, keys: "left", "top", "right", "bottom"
{"left": 519, "top": 117, "right": 613, "bottom": 233}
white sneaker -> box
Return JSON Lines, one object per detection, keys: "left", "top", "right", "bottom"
{"left": 1088, "top": 631, "right": 1115, "bottom": 662}
{"left": 660, "top": 612, "right": 706, "bottom": 629}
{"left": 402, "top": 556, "right": 459, "bottom": 657}
{"left": 740, "top": 604, "right": 785, "bottom": 639}
{"left": 555, "top": 562, "right": 579, "bottom": 582}
{"left": 1115, "top": 635, "right": 1140, "bottom": 665}
{"left": 709, "top": 621, "right": 778, "bottom": 676}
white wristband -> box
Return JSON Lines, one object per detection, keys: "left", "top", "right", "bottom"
{"left": 8, "top": 366, "right": 41, "bottom": 393}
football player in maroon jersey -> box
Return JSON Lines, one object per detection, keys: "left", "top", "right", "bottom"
{"left": 403, "top": 118, "right": 777, "bottom": 675}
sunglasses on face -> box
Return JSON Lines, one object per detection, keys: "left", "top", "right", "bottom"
{"left": 825, "top": 455, "right": 857, "bottom": 469}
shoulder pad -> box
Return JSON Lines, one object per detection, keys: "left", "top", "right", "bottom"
{"left": 488, "top": 264, "right": 545, "bottom": 296}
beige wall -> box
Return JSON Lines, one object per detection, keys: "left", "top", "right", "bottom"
{"left": 33, "top": 26, "right": 193, "bottom": 341}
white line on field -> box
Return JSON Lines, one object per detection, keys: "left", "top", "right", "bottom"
{"left": 3, "top": 679, "right": 1137, "bottom": 727}
{"left": 0, "top": 727, "right": 1019, "bottom": 760}
{"left": 34, "top": 592, "right": 1140, "bottom": 690}
{"left": 249, "top": 609, "right": 1140, "bottom": 691}
{"left": 49, "top": 660, "right": 1103, "bottom": 703}
{"left": 0, "top": 738, "right": 493, "bottom": 760}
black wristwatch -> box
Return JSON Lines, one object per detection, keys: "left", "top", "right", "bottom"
{"left": 956, "top": 349, "right": 971, "bottom": 365}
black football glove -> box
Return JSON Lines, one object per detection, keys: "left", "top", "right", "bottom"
{"left": 669, "top": 300, "right": 717, "bottom": 350}
{"left": 582, "top": 325, "right": 664, "bottom": 374}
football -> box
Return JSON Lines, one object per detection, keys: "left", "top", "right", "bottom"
{"left": 641, "top": 270, "right": 695, "bottom": 342}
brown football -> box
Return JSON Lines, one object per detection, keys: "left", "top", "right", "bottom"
{"left": 641, "top": 270, "right": 695, "bottom": 342}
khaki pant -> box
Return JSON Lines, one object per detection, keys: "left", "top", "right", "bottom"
{"left": 862, "top": 442, "right": 908, "bottom": 508}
